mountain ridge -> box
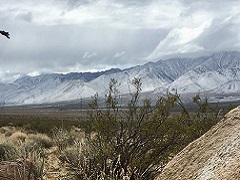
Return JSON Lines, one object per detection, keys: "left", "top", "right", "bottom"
{"left": 1, "top": 51, "right": 240, "bottom": 105}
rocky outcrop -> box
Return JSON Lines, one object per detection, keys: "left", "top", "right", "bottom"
{"left": 156, "top": 107, "right": 240, "bottom": 180}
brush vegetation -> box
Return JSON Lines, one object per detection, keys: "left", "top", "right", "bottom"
{"left": 0, "top": 78, "right": 222, "bottom": 179}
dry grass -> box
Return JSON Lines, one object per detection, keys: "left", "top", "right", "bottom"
{"left": 8, "top": 131, "right": 28, "bottom": 142}
{"left": 0, "top": 127, "right": 52, "bottom": 179}
{"left": 1, "top": 126, "right": 17, "bottom": 137}
{"left": 0, "top": 159, "right": 37, "bottom": 180}
{"left": 28, "top": 133, "right": 54, "bottom": 149}
{"left": 0, "top": 126, "right": 85, "bottom": 179}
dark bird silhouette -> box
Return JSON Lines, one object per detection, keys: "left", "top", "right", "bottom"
{"left": 0, "top": 30, "right": 10, "bottom": 39}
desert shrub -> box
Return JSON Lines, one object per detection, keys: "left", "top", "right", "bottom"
{"left": 59, "top": 78, "right": 222, "bottom": 180}
{"left": 21, "top": 142, "right": 45, "bottom": 179}
{"left": 0, "top": 127, "right": 7, "bottom": 134}
{"left": 59, "top": 136, "right": 97, "bottom": 179}
{"left": 0, "top": 130, "right": 45, "bottom": 179}
{"left": 12, "top": 140, "right": 45, "bottom": 179}
{"left": 0, "top": 116, "right": 80, "bottom": 135}
{"left": 4, "top": 130, "right": 14, "bottom": 137}
{"left": 0, "top": 143, "right": 18, "bottom": 161}
{"left": 28, "top": 133, "right": 54, "bottom": 149}
{"left": 2, "top": 126, "right": 17, "bottom": 137}
{"left": 8, "top": 131, "right": 28, "bottom": 143}
{"left": 192, "top": 95, "right": 220, "bottom": 134}
{"left": 52, "top": 127, "right": 83, "bottom": 151}
{"left": 179, "top": 95, "right": 222, "bottom": 142}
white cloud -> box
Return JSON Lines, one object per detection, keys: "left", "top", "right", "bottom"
{"left": 114, "top": 51, "right": 125, "bottom": 58}
{"left": 0, "top": 0, "right": 183, "bottom": 28}
{"left": 146, "top": 0, "right": 240, "bottom": 59}
{"left": 0, "top": 69, "right": 22, "bottom": 83}
{"left": 147, "top": 20, "right": 212, "bottom": 59}
{"left": 83, "top": 52, "right": 97, "bottom": 59}
{"left": 0, "top": 0, "right": 240, "bottom": 81}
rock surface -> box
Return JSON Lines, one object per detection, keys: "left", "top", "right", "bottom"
{"left": 156, "top": 107, "right": 240, "bottom": 180}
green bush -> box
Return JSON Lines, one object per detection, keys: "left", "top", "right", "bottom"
{"left": 59, "top": 78, "right": 221, "bottom": 179}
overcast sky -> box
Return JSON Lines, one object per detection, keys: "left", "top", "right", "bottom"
{"left": 0, "top": 0, "right": 240, "bottom": 82}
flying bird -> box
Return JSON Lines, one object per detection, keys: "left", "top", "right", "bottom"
{"left": 0, "top": 30, "right": 10, "bottom": 39}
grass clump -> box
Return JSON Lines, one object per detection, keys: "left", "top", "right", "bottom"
{"left": 52, "top": 128, "right": 77, "bottom": 151}
{"left": 28, "top": 133, "right": 54, "bottom": 149}
{"left": 0, "top": 143, "right": 18, "bottom": 161}
{"left": 0, "top": 128, "right": 51, "bottom": 179}
{"left": 8, "top": 131, "right": 28, "bottom": 142}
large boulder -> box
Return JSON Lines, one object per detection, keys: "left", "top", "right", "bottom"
{"left": 156, "top": 107, "right": 240, "bottom": 180}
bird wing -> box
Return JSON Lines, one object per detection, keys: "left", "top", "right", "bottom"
{"left": 0, "top": 30, "right": 10, "bottom": 39}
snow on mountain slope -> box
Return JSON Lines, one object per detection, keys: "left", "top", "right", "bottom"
{"left": 210, "top": 80, "right": 240, "bottom": 94}
{"left": 85, "top": 57, "right": 204, "bottom": 95}
{"left": 0, "top": 51, "right": 240, "bottom": 105}
{"left": 169, "top": 68, "right": 240, "bottom": 94}
{"left": 0, "top": 70, "right": 120, "bottom": 105}
{"left": 167, "top": 51, "right": 240, "bottom": 94}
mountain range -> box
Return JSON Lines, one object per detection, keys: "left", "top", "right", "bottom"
{"left": 1, "top": 51, "right": 240, "bottom": 105}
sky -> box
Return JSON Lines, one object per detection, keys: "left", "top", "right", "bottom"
{"left": 0, "top": 0, "right": 240, "bottom": 82}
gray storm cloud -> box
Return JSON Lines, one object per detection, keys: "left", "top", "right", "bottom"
{"left": 16, "top": 12, "right": 33, "bottom": 22}
{"left": 0, "top": 0, "right": 240, "bottom": 82}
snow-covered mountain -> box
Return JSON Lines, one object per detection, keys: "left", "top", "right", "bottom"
{"left": 1, "top": 51, "right": 240, "bottom": 105}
